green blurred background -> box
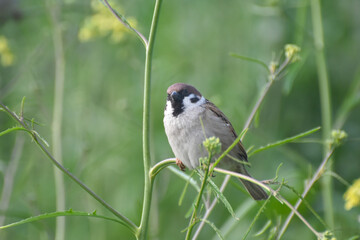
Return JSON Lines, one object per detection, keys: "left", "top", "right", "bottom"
{"left": 0, "top": 0, "right": 359, "bottom": 239}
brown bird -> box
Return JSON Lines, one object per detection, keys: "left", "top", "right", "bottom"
{"left": 163, "top": 83, "right": 268, "bottom": 200}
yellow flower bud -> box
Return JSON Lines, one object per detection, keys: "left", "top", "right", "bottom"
{"left": 344, "top": 178, "right": 360, "bottom": 210}
{"left": 284, "top": 44, "right": 301, "bottom": 62}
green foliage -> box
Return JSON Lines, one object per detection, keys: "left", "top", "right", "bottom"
{"left": 0, "top": 0, "right": 360, "bottom": 239}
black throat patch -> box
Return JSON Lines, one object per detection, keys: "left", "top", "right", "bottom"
{"left": 167, "top": 94, "right": 184, "bottom": 117}
{"left": 165, "top": 89, "right": 191, "bottom": 117}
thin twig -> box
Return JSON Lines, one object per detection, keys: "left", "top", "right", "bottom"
{"left": 102, "top": 0, "right": 148, "bottom": 47}
{"left": 277, "top": 148, "right": 334, "bottom": 239}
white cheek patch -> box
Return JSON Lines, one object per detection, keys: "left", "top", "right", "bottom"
{"left": 164, "top": 100, "right": 173, "bottom": 117}
{"left": 183, "top": 94, "right": 205, "bottom": 109}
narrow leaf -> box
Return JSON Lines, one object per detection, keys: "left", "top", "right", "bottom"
{"left": 33, "top": 131, "right": 50, "bottom": 147}
{"left": 207, "top": 178, "right": 237, "bottom": 219}
{"left": 248, "top": 126, "right": 321, "bottom": 157}
{"left": 179, "top": 172, "right": 195, "bottom": 206}
{"left": 253, "top": 220, "right": 272, "bottom": 237}
{"left": 199, "top": 218, "right": 225, "bottom": 240}
{"left": 168, "top": 166, "right": 200, "bottom": 192}
{"left": 20, "top": 96, "right": 26, "bottom": 119}
{"left": 242, "top": 196, "right": 271, "bottom": 240}
{"left": 274, "top": 163, "right": 283, "bottom": 182}
{"left": 230, "top": 53, "right": 269, "bottom": 73}
{"left": 0, "top": 210, "right": 127, "bottom": 230}
{"left": 0, "top": 127, "right": 32, "bottom": 137}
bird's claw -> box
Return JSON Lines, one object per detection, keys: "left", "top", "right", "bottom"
{"left": 176, "top": 158, "right": 186, "bottom": 171}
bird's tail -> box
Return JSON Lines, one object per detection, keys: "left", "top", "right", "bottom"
{"left": 237, "top": 167, "right": 268, "bottom": 200}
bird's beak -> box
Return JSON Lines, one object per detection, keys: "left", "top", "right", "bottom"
{"left": 170, "top": 91, "right": 182, "bottom": 102}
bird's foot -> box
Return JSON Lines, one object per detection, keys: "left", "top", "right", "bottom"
{"left": 176, "top": 158, "right": 186, "bottom": 171}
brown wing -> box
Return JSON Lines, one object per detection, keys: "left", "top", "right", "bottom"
{"left": 203, "top": 100, "right": 248, "bottom": 162}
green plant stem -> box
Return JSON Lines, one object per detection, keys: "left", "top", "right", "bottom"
{"left": 185, "top": 155, "right": 212, "bottom": 240}
{"left": 276, "top": 148, "right": 334, "bottom": 240}
{"left": 150, "top": 158, "right": 176, "bottom": 179}
{"left": 138, "top": 0, "right": 163, "bottom": 239}
{"left": 248, "top": 126, "right": 321, "bottom": 157}
{"left": 0, "top": 134, "right": 24, "bottom": 228}
{"left": 0, "top": 102, "right": 139, "bottom": 235}
{"left": 47, "top": 0, "right": 66, "bottom": 239}
{"left": 310, "top": 0, "right": 334, "bottom": 229}
{"left": 213, "top": 168, "right": 321, "bottom": 239}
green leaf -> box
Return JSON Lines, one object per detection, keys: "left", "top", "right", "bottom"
{"left": 20, "top": 96, "right": 26, "bottom": 119}
{"left": 199, "top": 218, "right": 225, "bottom": 240}
{"left": 248, "top": 126, "right": 321, "bottom": 157}
{"left": 230, "top": 53, "right": 270, "bottom": 73}
{"left": 274, "top": 163, "right": 283, "bottom": 182}
{"left": 207, "top": 177, "right": 237, "bottom": 220}
{"left": 168, "top": 166, "right": 200, "bottom": 192}
{"left": 0, "top": 210, "right": 128, "bottom": 230}
{"left": 219, "top": 199, "right": 256, "bottom": 238}
{"left": 179, "top": 171, "right": 195, "bottom": 206}
{"left": 253, "top": 220, "right": 272, "bottom": 237}
{"left": 0, "top": 127, "right": 32, "bottom": 137}
{"left": 242, "top": 196, "right": 271, "bottom": 240}
{"left": 33, "top": 130, "right": 50, "bottom": 147}
{"left": 185, "top": 197, "right": 197, "bottom": 219}
{"left": 324, "top": 170, "right": 350, "bottom": 187}
{"left": 347, "top": 236, "right": 360, "bottom": 240}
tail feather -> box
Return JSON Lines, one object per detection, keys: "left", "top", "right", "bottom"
{"left": 240, "top": 178, "right": 268, "bottom": 200}
{"left": 237, "top": 166, "right": 268, "bottom": 200}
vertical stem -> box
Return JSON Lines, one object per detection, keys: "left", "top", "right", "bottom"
{"left": 310, "top": 0, "right": 333, "bottom": 229}
{"left": 0, "top": 134, "right": 25, "bottom": 227}
{"left": 186, "top": 171, "right": 209, "bottom": 240}
{"left": 138, "top": 0, "right": 163, "bottom": 239}
{"left": 49, "top": 0, "right": 66, "bottom": 239}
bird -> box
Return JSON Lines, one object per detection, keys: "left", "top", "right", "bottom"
{"left": 163, "top": 83, "right": 268, "bottom": 200}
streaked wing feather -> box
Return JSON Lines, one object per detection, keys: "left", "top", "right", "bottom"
{"left": 203, "top": 100, "right": 248, "bottom": 162}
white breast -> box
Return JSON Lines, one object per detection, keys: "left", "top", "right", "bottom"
{"left": 163, "top": 97, "right": 207, "bottom": 169}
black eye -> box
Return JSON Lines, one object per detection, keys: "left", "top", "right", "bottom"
{"left": 190, "top": 97, "right": 199, "bottom": 103}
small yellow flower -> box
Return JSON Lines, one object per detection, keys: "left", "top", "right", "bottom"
{"left": 268, "top": 61, "right": 278, "bottom": 74}
{"left": 0, "top": 36, "right": 8, "bottom": 52}
{"left": 318, "top": 230, "right": 336, "bottom": 240}
{"left": 284, "top": 44, "right": 301, "bottom": 62}
{"left": 203, "top": 136, "right": 222, "bottom": 155}
{"left": 344, "top": 178, "right": 360, "bottom": 210}
{"left": 0, "top": 36, "right": 15, "bottom": 67}
{"left": 78, "top": 1, "right": 137, "bottom": 44}
{"left": 330, "top": 129, "right": 348, "bottom": 147}
{"left": 78, "top": 26, "right": 95, "bottom": 42}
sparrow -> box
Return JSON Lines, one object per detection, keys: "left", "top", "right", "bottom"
{"left": 163, "top": 83, "right": 268, "bottom": 200}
